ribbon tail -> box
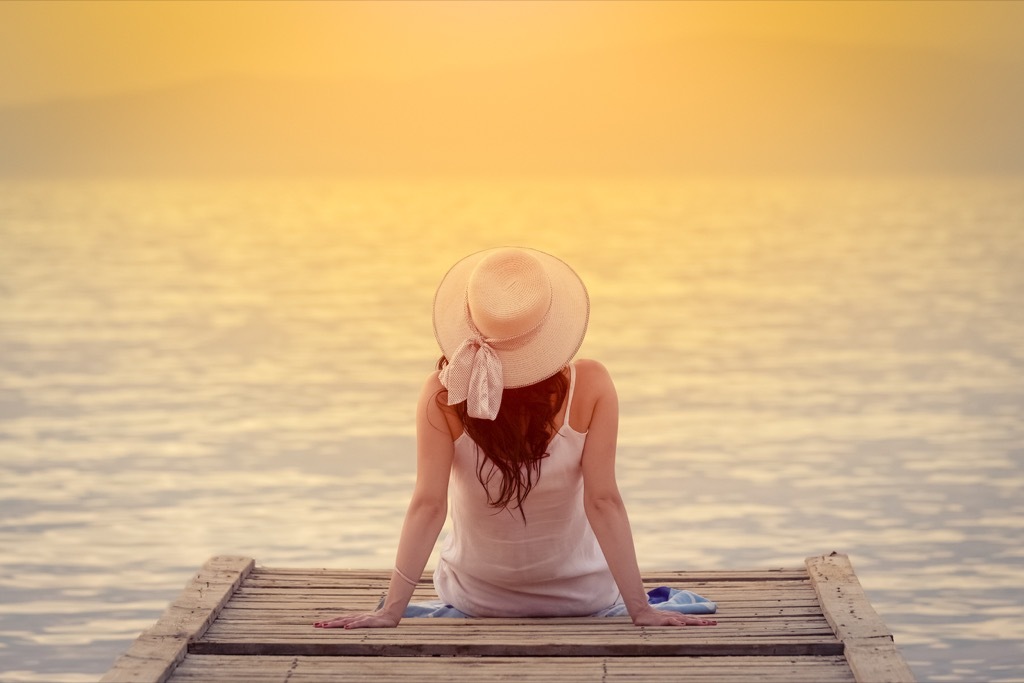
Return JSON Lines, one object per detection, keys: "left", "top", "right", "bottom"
{"left": 466, "top": 344, "right": 503, "bottom": 420}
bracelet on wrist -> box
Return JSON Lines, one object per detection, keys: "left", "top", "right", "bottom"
{"left": 394, "top": 566, "right": 419, "bottom": 586}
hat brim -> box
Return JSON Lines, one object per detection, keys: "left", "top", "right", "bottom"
{"left": 433, "top": 247, "right": 590, "bottom": 389}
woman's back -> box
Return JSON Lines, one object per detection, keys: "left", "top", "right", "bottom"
{"left": 434, "top": 362, "right": 621, "bottom": 617}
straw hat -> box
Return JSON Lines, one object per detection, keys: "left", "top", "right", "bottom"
{"left": 433, "top": 247, "right": 590, "bottom": 420}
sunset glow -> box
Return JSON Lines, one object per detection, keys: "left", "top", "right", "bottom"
{"left": 1, "top": 1, "right": 1022, "bottom": 175}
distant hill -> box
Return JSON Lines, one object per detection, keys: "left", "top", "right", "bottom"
{"left": 1, "top": 38, "right": 1022, "bottom": 176}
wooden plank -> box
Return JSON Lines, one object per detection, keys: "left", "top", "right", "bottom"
{"left": 233, "top": 580, "right": 814, "bottom": 591}
{"left": 168, "top": 655, "right": 856, "bottom": 682}
{"left": 805, "top": 553, "right": 915, "bottom": 682}
{"left": 844, "top": 638, "right": 917, "bottom": 683}
{"left": 256, "top": 567, "right": 810, "bottom": 581}
{"left": 200, "top": 627, "right": 839, "bottom": 642}
{"left": 191, "top": 636, "right": 843, "bottom": 658}
{"left": 213, "top": 607, "right": 828, "bottom": 622}
{"left": 222, "top": 595, "right": 822, "bottom": 607}
{"left": 228, "top": 587, "right": 814, "bottom": 600}
{"left": 101, "top": 556, "right": 254, "bottom": 683}
{"left": 805, "top": 553, "right": 893, "bottom": 641}
{"left": 204, "top": 616, "right": 834, "bottom": 631}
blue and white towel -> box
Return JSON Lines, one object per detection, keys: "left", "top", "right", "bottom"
{"left": 400, "top": 587, "right": 717, "bottom": 618}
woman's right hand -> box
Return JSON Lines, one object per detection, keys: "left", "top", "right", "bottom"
{"left": 631, "top": 606, "right": 717, "bottom": 627}
{"left": 314, "top": 609, "right": 400, "bottom": 629}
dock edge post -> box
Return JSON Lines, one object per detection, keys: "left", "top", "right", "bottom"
{"left": 806, "top": 551, "right": 916, "bottom": 683}
{"left": 100, "top": 555, "right": 255, "bottom": 683}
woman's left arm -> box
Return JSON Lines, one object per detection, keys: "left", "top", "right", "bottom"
{"left": 581, "top": 362, "right": 715, "bottom": 627}
{"left": 315, "top": 373, "right": 454, "bottom": 629}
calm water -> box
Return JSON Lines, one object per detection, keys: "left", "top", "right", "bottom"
{"left": 0, "top": 177, "right": 1022, "bottom": 682}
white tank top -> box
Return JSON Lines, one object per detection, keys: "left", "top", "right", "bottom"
{"left": 433, "top": 363, "right": 621, "bottom": 617}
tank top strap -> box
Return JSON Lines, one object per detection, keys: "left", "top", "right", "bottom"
{"left": 563, "top": 362, "right": 577, "bottom": 428}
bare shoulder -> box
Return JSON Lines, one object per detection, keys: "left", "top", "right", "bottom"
{"left": 419, "top": 370, "right": 452, "bottom": 410}
{"left": 574, "top": 358, "right": 616, "bottom": 392}
{"left": 422, "top": 369, "right": 445, "bottom": 393}
{"left": 568, "top": 359, "right": 616, "bottom": 432}
{"left": 419, "top": 370, "right": 461, "bottom": 439}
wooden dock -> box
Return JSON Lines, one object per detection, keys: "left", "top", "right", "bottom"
{"left": 102, "top": 551, "right": 914, "bottom": 682}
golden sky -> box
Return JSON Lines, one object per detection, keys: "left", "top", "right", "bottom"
{"left": 2, "top": 0, "right": 1020, "bottom": 106}
{"left": 1, "top": 1, "right": 1022, "bottom": 175}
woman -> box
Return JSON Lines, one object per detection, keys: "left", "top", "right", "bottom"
{"left": 315, "top": 247, "right": 716, "bottom": 629}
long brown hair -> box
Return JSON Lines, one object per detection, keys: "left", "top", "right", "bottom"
{"left": 437, "top": 356, "right": 569, "bottom": 520}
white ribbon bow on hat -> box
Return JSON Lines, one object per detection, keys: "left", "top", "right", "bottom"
{"left": 439, "top": 334, "right": 504, "bottom": 420}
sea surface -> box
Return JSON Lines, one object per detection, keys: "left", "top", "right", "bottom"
{"left": 0, "top": 177, "right": 1021, "bottom": 682}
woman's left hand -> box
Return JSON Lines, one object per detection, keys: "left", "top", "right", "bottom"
{"left": 631, "top": 607, "right": 716, "bottom": 627}
{"left": 314, "top": 610, "right": 400, "bottom": 629}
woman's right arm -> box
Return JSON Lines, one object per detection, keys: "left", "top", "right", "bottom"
{"left": 580, "top": 361, "right": 715, "bottom": 627}
{"left": 314, "top": 373, "right": 454, "bottom": 629}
